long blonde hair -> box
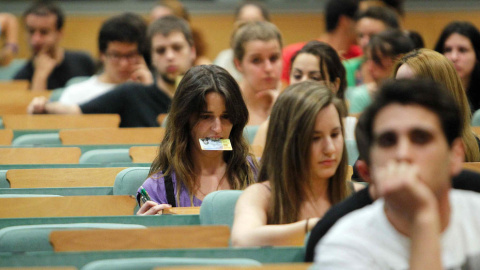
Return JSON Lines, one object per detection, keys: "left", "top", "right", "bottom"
{"left": 258, "top": 81, "right": 349, "bottom": 224}
{"left": 150, "top": 65, "right": 257, "bottom": 205}
{"left": 393, "top": 49, "right": 480, "bottom": 162}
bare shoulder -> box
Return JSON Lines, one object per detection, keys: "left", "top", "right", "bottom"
{"left": 238, "top": 182, "right": 272, "bottom": 207}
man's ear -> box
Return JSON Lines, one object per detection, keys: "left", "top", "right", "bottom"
{"left": 234, "top": 58, "right": 243, "bottom": 73}
{"left": 356, "top": 160, "right": 372, "bottom": 183}
{"left": 450, "top": 137, "right": 465, "bottom": 176}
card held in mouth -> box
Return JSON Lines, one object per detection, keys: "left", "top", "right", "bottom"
{"left": 199, "top": 138, "right": 232, "bottom": 151}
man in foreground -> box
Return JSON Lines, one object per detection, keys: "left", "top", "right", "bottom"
{"left": 314, "top": 79, "right": 480, "bottom": 269}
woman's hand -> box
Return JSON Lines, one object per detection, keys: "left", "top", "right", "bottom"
{"left": 136, "top": 201, "right": 172, "bottom": 215}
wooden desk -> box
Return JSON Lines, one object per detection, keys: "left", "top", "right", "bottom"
{"left": 2, "top": 114, "right": 120, "bottom": 130}
{"left": 6, "top": 167, "right": 127, "bottom": 188}
{"left": 0, "top": 195, "right": 137, "bottom": 218}
{"left": 129, "top": 146, "right": 157, "bottom": 163}
{"left": 0, "top": 147, "right": 81, "bottom": 164}
{"left": 50, "top": 225, "right": 230, "bottom": 252}
{"left": 0, "top": 129, "right": 13, "bottom": 145}
{"left": 59, "top": 127, "right": 164, "bottom": 145}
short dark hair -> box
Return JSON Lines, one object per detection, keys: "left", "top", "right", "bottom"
{"left": 354, "top": 6, "right": 400, "bottom": 30}
{"left": 234, "top": 1, "right": 271, "bottom": 22}
{"left": 290, "top": 40, "right": 347, "bottom": 100}
{"left": 367, "top": 29, "right": 415, "bottom": 68}
{"left": 325, "top": 0, "right": 359, "bottom": 32}
{"left": 98, "top": 13, "right": 147, "bottom": 54}
{"left": 23, "top": 0, "right": 65, "bottom": 30}
{"left": 148, "top": 15, "right": 194, "bottom": 47}
{"left": 358, "top": 79, "right": 462, "bottom": 164}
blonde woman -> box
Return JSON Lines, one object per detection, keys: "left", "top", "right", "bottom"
{"left": 394, "top": 48, "right": 480, "bottom": 162}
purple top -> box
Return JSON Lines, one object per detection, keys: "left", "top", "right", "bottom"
{"left": 137, "top": 157, "right": 257, "bottom": 207}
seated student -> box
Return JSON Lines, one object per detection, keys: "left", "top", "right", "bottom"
{"left": 28, "top": 15, "right": 195, "bottom": 127}
{"left": 136, "top": 65, "right": 258, "bottom": 214}
{"left": 435, "top": 21, "right": 480, "bottom": 112}
{"left": 344, "top": 6, "right": 400, "bottom": 87}
{"left": 313, "top": 79, "right": 480, "bottom": 269}
{"left": 231, "top": 81, "right": 354, "bottom": 247}
{"left": 214, "top": 1, "right": 271, "bottom": 83}
{"left": 232, "top": 21, "right": 283, "bottom": 126}
{"left": 346, "top": 29, "right": 414, "bottom": 114}
{"left": 304, "top": 95, "right": 480, "bottom": 262}
{"left": 394, "top": 49, "right": 480, "bottom": 162}
{"left": 150, "top": 0, "right": 210, "bottom": 66}
{"left": 31, "top": 13, "right": 149, "bottom": 106}
{"left": 281, "top": 0, "right": 361, "bottom": 85}
{"left": 0, "top": 12, "right": 18, "bottom": 66}
{"left": 253, "top": 40, "right": 353, "bottom": 148}
{"left": 14, "top": 1, "right": 95, "bottom": 91}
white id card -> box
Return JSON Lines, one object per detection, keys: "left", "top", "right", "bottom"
{"left": 199, "top": 138, "right": 232, "bottom": 151}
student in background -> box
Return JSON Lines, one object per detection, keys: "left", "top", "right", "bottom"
{"left": 0, "top": 12, "right": 18, "bottom": 66}
{"left": 435, "top": 21, "right": 480, "bottom": 112}
{"left": 31, "top": 13, "right": 149, "bottom": 106}
{"left": 394, "top": 49, "right": 480, "bottom": 162}
{"left": 282, "top": 0, "right": 361, "bottom": 85}
{"left": 232, "top": 21, "right": 283, "bottom": 127}
{"left": 232, "top": 81, "right": 354, "bottom": 247}
{"left": 344, "top": 6, "right": 400, "bottom": 87}
{"left": 150, "top": 0, "right": 210, "bottom": 66}
{"left": 15, "top": 0, "right": 95, "bottom": 91}
{"left": 346, "top": 29, "right": 414, "bottom": 114}
{"left": 28, "top": 16, "right": 195, "bottom": 127}
{"left": 253, "top": 40, "right": 352, "bottom": 148}
{"left": 136, "top": 65, "right": 257, "bottom": 213}
{"left": 214, "top": 1, "right": 271, "bottom": 83}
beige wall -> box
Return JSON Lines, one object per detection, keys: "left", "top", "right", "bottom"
{"left": 14, "top": 11, "right": 480, "bottom": 61}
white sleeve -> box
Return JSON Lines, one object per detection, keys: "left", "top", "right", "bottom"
{"left": 312, "top": 231, "right": 381, "bottom": 270}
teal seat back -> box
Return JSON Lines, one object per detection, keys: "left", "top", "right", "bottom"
{"left": 79, "top": 149, "right": 131, "bottom": 164}
{"left": 472, "top": 109, "right": 480, "bottom": 126}
{"left": 0, "top": 170, "right": 8, "bottom": 188}
{"left": 0, "top": 59, "right": 27, "bottom": 80}
{"left": 113, "top": 167, "right": 150, "bottom": 196}
{"left": 345, "top": 139, "right": 359, "bottom": 166}
{"left": 11, "top": 133, "right": 61, "bottom": 146}
{"left": 200, "top": 190, "right": 242, "bottom": 228}
{"left": 243, "top": 125, "right": 259, "bottom": 144}
{"left": 0, "top": 223, "right": 146, "bottom": 253}
{"left": 81, "top": 257, "right": 261, "bottom": 270}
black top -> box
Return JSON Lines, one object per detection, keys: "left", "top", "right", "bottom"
{"left": 80, "top": 82, "right": 172, "bottom": 127}
{"left": 304, "top": 169, "right": 480, "bottom": 262}
{"left": 14, "top": 50, "right": 95, "bottom": 90}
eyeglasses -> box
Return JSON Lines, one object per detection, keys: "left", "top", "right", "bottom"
{"left": 104, "top": 52, "right": 140, "bottom": 63}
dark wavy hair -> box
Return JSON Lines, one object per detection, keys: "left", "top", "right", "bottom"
{"left": 150, "top": 65, "right": 257, "bottom": 205}
{"left": 290, "top": 40, "right": 347, "bottom": 100}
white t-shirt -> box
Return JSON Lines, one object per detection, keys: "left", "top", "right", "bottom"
{"left": 59, "top": 75, "right": 116, "bottom": 105}
{"left": 313, "top": 189, "right": 480, "bottom": 270}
